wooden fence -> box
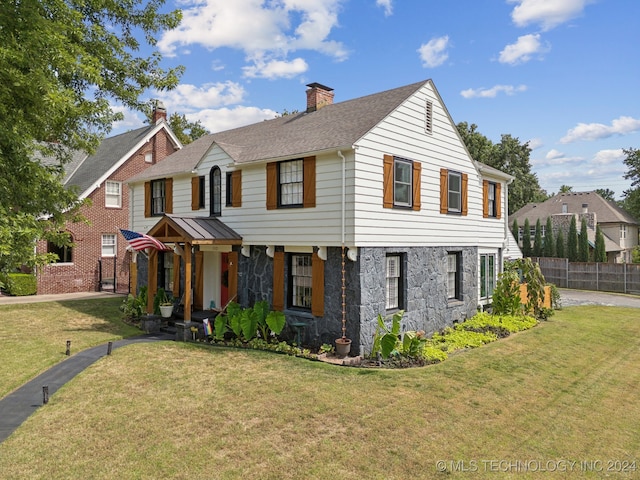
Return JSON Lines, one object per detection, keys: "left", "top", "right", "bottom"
{"left": 532, "top": 257, "right": 640, "bottom": 295}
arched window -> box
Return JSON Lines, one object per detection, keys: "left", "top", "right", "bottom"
{"left": 47, "top": 234, "right": 73, "bottom": 263}
{"left": 210, "top": 166, "right": 221, "bottom": 216}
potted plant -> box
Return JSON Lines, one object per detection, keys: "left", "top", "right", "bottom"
{"left": 155, "top": 288, "right": 174, "bottom": 318}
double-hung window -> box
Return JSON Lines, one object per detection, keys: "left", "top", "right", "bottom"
{"left": 105, "top": 181, "right": 122, "bottom": 208}
{"left": 383, "top": 155, "right": 421, "bottom": 211}
{"left": 279, "top": 159, "right": 304, "bottom": 207}
{"left": 290, "top": 254, "right": 312, "bottom": 309}
{"left": 386, "top": 254, "right": 403, "bottom": 310}
{"left": 448, "top": 172, "right": 462, "bottom": 213}
{"left": 101, "top": 234, "right": 116, "bottom": 257}
{"left": 480, "top": 254, "right": 495, "bottom": 299}
{"left": 447, "top": 252, "right": 461, "bottom": 300}
{"left": 394, "top": 158, "right": 413, "bottom": 207}
{"left": 151, "top": 179, "right": 166, "bottom": 216}
{"left": 487, "top": 182, "right": 496, "bottom": 217}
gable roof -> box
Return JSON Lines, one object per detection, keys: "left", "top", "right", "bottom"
{"left": 147, "top": 214, "right": 242, "bottom": 245}
{"left": 61, "top": 122, "right": 181, "bottom": 198}
{"left": 127, "top": 80, "right": 428, "bottom": 182}
{"left": 510, "top": 191, "right": 639, "bottom": 226}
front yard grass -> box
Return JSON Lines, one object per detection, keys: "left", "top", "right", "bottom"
{"left": 1, "top": 304, "right": 639, "bottom": 479}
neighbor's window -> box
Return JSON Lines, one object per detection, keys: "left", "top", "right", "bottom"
{"left": 105, "top": 181, "right": 122, "bottom": 208}
{"left": 48, "top": 237, "right": 73, "bottom": 263}
{"left": 394, "top": 158, "right": 413, "bottom": 207}
{"left": 447, "top": 252, "right": 461, "bottom": 300}
{"left": 386, "top": 254, "right": 403, "bottom": 310}
{"left": 101, "top": 234, "right": 116, "bottom": 257}
{"left": 480, "top": 254, "right": 495, "bottom": 299}
{"left": 621, "top": 225, "right": 627, "bottom": 239}
{"left": 151, "top": 179, "right": 166, "bottom": 215}
{"left": 290, "top": 254, "right": 312, "bottom": 309}
{"left": 448, "top": 172, "right": 462, "bottom": 213}
{"left": 144, "top": 152, "right": 153, "bottom": 163}
{"left": 279, "top": 159, "right": 304, "bottom": 207}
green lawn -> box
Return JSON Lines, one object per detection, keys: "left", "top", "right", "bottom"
{"left": 1, "top": 303, "right": 639, "bottom": 479}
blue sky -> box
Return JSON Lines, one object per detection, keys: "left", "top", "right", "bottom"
{"left": 114, "top": 0, "right": 640, "bottom": 200}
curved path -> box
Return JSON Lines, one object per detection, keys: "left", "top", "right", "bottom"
{"left": 0, "top": 332, "right": 173, "bottom": 443}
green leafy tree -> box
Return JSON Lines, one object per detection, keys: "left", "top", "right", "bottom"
{"left": 567, "top": 215, "right": 579, "bottom": 262}
{"left": 578, "top": 218, "right": 589, "bottom": 262}
{"left": 533, "top": 219, "right": 543, "bottom": 257}
{"left": 456, "top": 122, "right": 547, "bottom": 214}
{"left": 594, "top": 225, "right": 607, "bottom": 262}
{"left": 522, "top": 218, "right": 532, "bottom": 257}
{"left": 145, "top": 110, "right": 209, "bottom": 145}
{"left": 556, "top": 229, "right": 565, "bottom": 258}
{"left": 543, "top": 217, "right": 555, "bottom": 257}
{"left": 595, "top": 188, "right": 616, "bottom": 202}
{"left": 622, "top": 148, "right": 640, "bottom": 220}
{"left": 0, "top": 0, "right": 183, "bottom": 272}
{"left": 558, "top": 185, "right": 573, "bottom": 193}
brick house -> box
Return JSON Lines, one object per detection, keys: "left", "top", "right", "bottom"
{"left": 36, "top": 105, "right": 181, "bottom": 294}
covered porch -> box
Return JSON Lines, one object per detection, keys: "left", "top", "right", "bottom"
{"left": 134, "top": 215, "right": 242, "bottom": 321}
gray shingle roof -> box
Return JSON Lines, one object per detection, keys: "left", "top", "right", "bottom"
{"left": 128, "top": 80, "right": 428, "bottom": 182}
{"left": 510, "top": 191, "right": 639, "bottom": 226}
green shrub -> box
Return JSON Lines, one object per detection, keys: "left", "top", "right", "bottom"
{"left": 422, "top": 345, "right": 448, "bottom": 363}
{"left": 120, "top": 286, "right": 147, "bottom": 319}
{"left": 459, "top": 311, "right": 537, "bottom": 336}
{"left": 6, "top": 273, "right": 37, "bottom": 296}
{"left": 428, "top": 327, "right": 497, "bottom": 353}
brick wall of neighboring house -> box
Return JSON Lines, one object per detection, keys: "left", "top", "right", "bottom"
{"left": 36, "top": 128, "right": 178, "bottom": 295}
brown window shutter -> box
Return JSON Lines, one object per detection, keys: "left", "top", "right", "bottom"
{"left": 311, "top": 252, "right": 324, "bottom": 317}
{"left": 191, "top": 177, "right": 199, "bottom": 211}
{"left": 412, "top": 161, "right": 421, "bottom": 211}
{"left": 147, "top": 249, "right": 158, "bottom": 313}
{"left": 272, "top": 251, "right": 284, "bottom": 311}
{"left": 496, "top": 183, "right": 502, "bottom": 219}
{"left": 195, "top": 251, "right": 203, "bottom": 310}
{"left": 165, "top": 178, "right": 173, "bottom": 214}
{"left": 461, "top": 173, "right": 468, "bottom": 216}
{"left": 303, "top": 156, "right": 316, "bottom": 208}
{"left": 172, "top": 253, "right": 181, "bottom": 297}
{"left": 232, "top": 170, "right": 242, "bottom": 207}
{"left": 439, "top": 169, "right": 448, "bottom": 214}
{"left": 383, "top": 154, "right": 394, "bottom": 208}
{"left": 228, "top": 251, "right": 238, "bottom": 302}
{"left": 482, "top": 180, "right": 489, "bottom": 218}
{"left": 266, "top": 162, "right": 277, "bottom": 210}
{"left": 144, "top": 181, "right": 151, "bottom": 218}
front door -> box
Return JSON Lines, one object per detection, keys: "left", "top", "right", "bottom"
{"left": 220, "top": 252, "right": 229, "bottom": 308}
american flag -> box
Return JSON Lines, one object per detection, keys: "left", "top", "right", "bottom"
{"left": 119, "top": 229, "right": 169, "bottom": 251}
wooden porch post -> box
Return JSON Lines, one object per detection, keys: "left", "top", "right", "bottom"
{"left": 184, "top": 242, "right": 192, "bottom": 321}
{"left": 147, "top": 249, "right": 158, "bottom": 314}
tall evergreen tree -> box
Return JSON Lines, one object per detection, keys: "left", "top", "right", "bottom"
{"left": 556, "top": 230, "right": 565, "bottom": 258}
{"left": 578, "top": 218, "right": 590, "bottom": 261}
{"left": 567, "top": 216, "right": 579, "bottom": 262}
{"left": 594, "top": 225, "right": 607, "bottom": 262}
{"left": 543, "top": 217, "right": 555, "bottom": 257}
{"left": 522, "top": 218, "right": 532, "bottom": 257}
{"left": 512, "top": 218, "right": 519, "bottom": 239}
{"left": 533, "top": 219, "right": 543, "bottom": 257}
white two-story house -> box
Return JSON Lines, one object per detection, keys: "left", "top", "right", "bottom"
{"left": 126, "top": 79, "right": 517, "bottom": 354}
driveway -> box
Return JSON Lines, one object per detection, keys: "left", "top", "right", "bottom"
{"left": 559, "top": 288, "right": 640, "bottom": 308}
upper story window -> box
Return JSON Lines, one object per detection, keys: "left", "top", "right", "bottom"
{"left": 483, "top": 181, "right": 500, "bottom": 218}
{"left": 266, "top": 157, "right": 315, "bottom": 210}
{"left": 621, "top": 225, "right": 627, "bottom": 239}
{"left": 144, "top": 152, "right": 153, "bottom": 163}
{"left": 383, "top": 155, "right": 421, "bottom": 211}
{"left": 386, "top": 254, "right": 404, "bottom": 310}
{"left": 210, "top": 168, "right": 221, "bottom": 216}
{"left": 151, "top": 179, "right": 166, "bottom": 215}
{"left": 101, "top": 234, "right": 116, "bottom": 257}
{"left": 48, "top": 235, "right": 73, "bottom": 263}
{"left": 440, "top": 169, "right": 467, "bottom": 216}
{"left": 105, "top": 181, "right": 122, "bottom": 208}
{"left": 225, "top": 172, "right": 233, "bottom": 207}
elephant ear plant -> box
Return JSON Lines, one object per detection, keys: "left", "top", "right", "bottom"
{"left": 213, "top": 301, "right": 286, "bottom": 343}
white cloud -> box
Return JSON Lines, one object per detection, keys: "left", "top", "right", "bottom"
{"left": 193, "top": 106, "right": 278, "bottom": 133}
{"left": 243, "top": 57, "right": 309, "bottom": 79}
{"left": 527, "top": 137, "right": 544, "bottom": 150}
{"left": 417, "top": 36, "right": 450, "bottom": 68}
{"left": 592, "top": 148, "right": 624, "bottom": 165}
{"left": 460, "top": 84, "right": 527, "bottom": 99}
{"left": 508, "top": 0, "right": 592, "bottom": 31}
{"left": 376, "top": 0, "right": 393, "bottom": 16}
{"left": 546, "top": 149, "right": 565, "bottom": 160}
{"left": 157, "top": 0, "right": 346, "bottom": 80}
{"left": 560, "top": 116, "right": 640, "bottom": 143}
{"left": 499, "top": 34, "right": 548, "bottom": 64}
{"left": 154, "top": 81, "right": 247, "bottom": 114}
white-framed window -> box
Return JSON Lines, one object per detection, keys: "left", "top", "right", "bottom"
{"left": 290, "top": 254, "right": 312, "bottom": 309}
{"left": 448, "top": 172, "right": 462, "bottom": 213}
{"left": 447, "top": 252, "right": 461, "bottom": 300}
{"left": 487, "top": 182, "right": 496, "bottom": 217}
{"left": 279, "top": 159, "right": 303, "bottom": 207}
{"left": 394, "top": 158, "right": 413, "bottom": 207}
{"left": 621, "top": 225, "right": 627, "bottom": 239}
{"left": 101, "top": 234, "right": 116, "bottom": 257}
{"left": 151, "top": 179, "right": 166, "bottom": 215}
{"left": 386, "top": 254, "right": 403, "bottom": 310}
{"left": 105, "top": 181, "right": 122, "bottom": 208}
{"left": 144, "top": 152, "right": 153, "bottom": 163}
{"left": 480, "top": 254, "right": 495, "bottom": 299}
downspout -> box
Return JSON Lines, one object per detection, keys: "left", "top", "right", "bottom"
{"left": 502, "top": 177, "right": 514, "bottom": 271}
{"left": 338, "top": 151, "right": 346, "bottom": 246}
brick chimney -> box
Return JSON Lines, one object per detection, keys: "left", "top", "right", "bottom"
{"left": 306, "top": 83, "right": 334, "bottom": 113}
{"left": 152, "top": 100, "right": 167, "bottom": 124}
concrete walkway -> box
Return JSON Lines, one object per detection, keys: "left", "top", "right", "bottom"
{"left": 0, "top": 291, "right": 124, "bottom": 305}
{"left": 0, "top": 332, "right": 173, "bottom": 443}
